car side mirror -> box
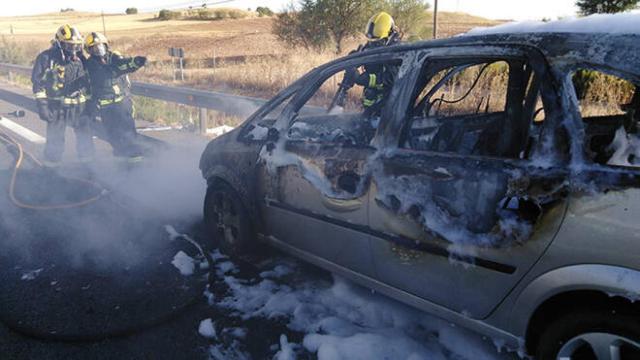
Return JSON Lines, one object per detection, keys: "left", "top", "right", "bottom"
{"left": 267, "top": 127, "right": 279, "bottom": 142}
{"left": 265, "top": 127, "right": 280, "bottom": 152}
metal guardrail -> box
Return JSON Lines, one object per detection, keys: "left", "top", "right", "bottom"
{"left": 0, "top": 62, "right": 267, "bottom": 134}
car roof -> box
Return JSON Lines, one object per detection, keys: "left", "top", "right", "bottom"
{"left": 357, "top": 32, "right": 640, "bottom": 81}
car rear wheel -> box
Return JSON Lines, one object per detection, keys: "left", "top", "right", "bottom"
{"left": 204, "top": 181, "right": 253, "bottom": 257}
{"left": 537, "top": 310, "right": 640, "bottom": 360}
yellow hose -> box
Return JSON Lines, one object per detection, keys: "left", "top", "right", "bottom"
{"left": 0, "top": 129, "right": 106, "bottom": 210}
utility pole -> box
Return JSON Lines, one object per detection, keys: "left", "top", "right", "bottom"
{"left": 101, "top": 11, "right": 107, "bottom": 36}
{"left": 433, "top": 0, "right": 438, "bottom": 39}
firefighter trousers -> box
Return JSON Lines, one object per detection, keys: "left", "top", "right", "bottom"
{"left": 44, "top": 107, "right": 95, "bottom": 163}
{"left": 98, "top": 98, "right": 142, "bottom": 158}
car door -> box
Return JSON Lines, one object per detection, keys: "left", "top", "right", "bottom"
{"left": 368, "top": 46, "right": 570, "bottom": 319}
{"left": 258, "top": 53, "right": 407, "bottom": 277}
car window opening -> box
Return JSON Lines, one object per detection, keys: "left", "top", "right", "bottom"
{"left": 287, "top": 59, "right": 403, "bottom": 147}
{"left": 402, "top": 58, "right": 537, "bottom": 160}
{"left": 572, "top": 68, "right": 640, "bottom": 167}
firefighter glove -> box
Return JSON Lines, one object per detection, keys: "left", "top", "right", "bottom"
{"left": 343, "top": 67, "right": 357, "bottom": 87}
{"left": 134, "top": 56, "right": 147, "bottom": 67}
{"left": 36, "top": 99, "right": 53, "bottom": 122}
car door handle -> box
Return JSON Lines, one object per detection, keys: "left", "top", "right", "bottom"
{"left": 321, "top": 196, "right": 363, "bottom": 213}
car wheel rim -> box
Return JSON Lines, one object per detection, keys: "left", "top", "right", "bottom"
{"left": 211, "top": 192, "right": 240, "bottom": 246}
{"left": 557, "top": 332, "right": 640, "bottom": 360}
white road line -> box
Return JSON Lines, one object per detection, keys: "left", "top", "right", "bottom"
{"left": 0, "top": 116, "right": 46, "bottom": 144}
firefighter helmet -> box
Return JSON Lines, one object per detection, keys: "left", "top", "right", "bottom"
{"left": 54, "top": 24, "right": 83, "bottom": 55}
{"left": 365, "top": 12, "right": 395, "bottom": 39}
{"left": 85, "top": 32, "right": 109, "bottom": 57}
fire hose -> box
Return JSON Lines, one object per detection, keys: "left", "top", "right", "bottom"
{"left": 0, "top": 127, "right": 106, "bottom": 210}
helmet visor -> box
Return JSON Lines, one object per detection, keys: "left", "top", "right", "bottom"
{"left": 61, "top": 41, "right": 82, "bottom": 54}
{"left": 89, "top": 43, "right": 107, "bottom": 57}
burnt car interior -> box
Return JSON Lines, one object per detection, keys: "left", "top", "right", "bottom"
{"left": 287, "top": 59, "right": 403, "bottom": 147}
{"left": 572, "top": 68, "right": 640, "bottom": 165}
{"left": 401, "top": 57, "right": 539, "bottom": 160}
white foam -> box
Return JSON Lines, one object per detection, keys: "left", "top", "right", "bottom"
{"left": 274, "top": 334, "right": 297, "bottom": 360}
{"left": 209, "top": 258, "right": 514, "bottom": 359}
{"left": 20, "top": 268, "right": 43, "bottom": 281}
{"left": 467, "top": 13, "right": 640, "bottom": 36}
{"left": 198, "top": 318, "right": 217, "bottom": 338}
{"left": 171, "top": 251, "right": 195, "bottom": 276}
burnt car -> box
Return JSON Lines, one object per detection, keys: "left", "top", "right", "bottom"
{"left": 200, "top": 32, "right": 640, "bottom": 359}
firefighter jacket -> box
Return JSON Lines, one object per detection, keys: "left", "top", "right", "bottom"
{"left": 84, "top": 51, "right": 143, "bottom": 108}
{"left": 354, "top": 37, "right": 400, "bottom": 112}
{"left": 31, "top": 46, "right": 89, "bottom": 118}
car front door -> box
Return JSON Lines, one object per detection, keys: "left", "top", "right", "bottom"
{"left": 368, "top": 46, "right": 570, "bottom": 318}
{"left": 258, "top": 53, "right": 408, "bottom": 277}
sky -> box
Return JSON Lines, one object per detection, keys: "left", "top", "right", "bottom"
{"left": 3, "top": 0, "right": 580, "bottom": 21}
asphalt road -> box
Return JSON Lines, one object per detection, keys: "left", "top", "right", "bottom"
{"left": 0, "top": 82, "right": 218, "bottom": 359}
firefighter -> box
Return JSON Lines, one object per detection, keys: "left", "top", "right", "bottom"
{"left": 83, "top": 32, "right": 147, "bottom": 162}
{"left": 31, "top": 24, "right": 94, "bottom": 166}
{"left": 346, "top": 11, "right": 401, "bottom": 117}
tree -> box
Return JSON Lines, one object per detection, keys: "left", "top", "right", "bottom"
{"left": 125, "top": 7, "right": 138, "bottom": 15}
{"left": 576, "top": 0, "right": 639, "bottom": 15}
{"left": 318, "top": 0, "right": 382, "bottom": 53}
{"left": 256, "top": 6, "right": 274, "bottom": 17}
{"left": 273, "top": 1, "right": 331, "bottom": 52}
{"left": 158, "top": 9, "right": 180, "bottom": 20}
{"left": 384, "top": 0, "right": 430, "bottom": 39}
{"left": 273, "top": 0, "right": 379, "bottom": 54}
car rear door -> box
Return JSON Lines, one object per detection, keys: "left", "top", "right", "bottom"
{"left": 368, "top": 45, "right": 570, "bottom": 319}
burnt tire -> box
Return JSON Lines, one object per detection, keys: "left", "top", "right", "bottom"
{"left": 536, "top": 309, "right": 640, "bottom": 360}
{"left": 203, "top": 180, "right": 253, "bottom": 257}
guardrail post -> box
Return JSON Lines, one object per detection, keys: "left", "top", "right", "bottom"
{"left": 8, "top": 71, "right": 14, "bottom": 83}
{"left": 199, "top": 107, "right": 207, "bottom": 135}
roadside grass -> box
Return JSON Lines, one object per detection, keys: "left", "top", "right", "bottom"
{"left": 135, "top": 51, "right": 335, "bottom": 99}
{"left": 133, "top": 96, "right": 245, "bottom": 129}
{"left": 0, "top": 36, "right": 32, "bottom": 65}
{"left": 0, "top": 72, "right": 31, "bottom": 88}
{"left": 133, "top": 96, "right": 184, "bottom": 125}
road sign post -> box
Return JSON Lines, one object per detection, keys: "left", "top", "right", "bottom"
{"left": 168, "top": 47, "right": 185, "bottom": 81}
{"left": 199, "top": 107, "right": 207, "bottom": 135}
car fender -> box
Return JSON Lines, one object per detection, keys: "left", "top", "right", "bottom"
{"left": 509, "top": 264, "right": 640, "bottom": 336}
{"left": 203, "top": 163, "right": 261, "bottom": 228}
{"left": 204, "top": 164, "right": 244, "bottom": 191}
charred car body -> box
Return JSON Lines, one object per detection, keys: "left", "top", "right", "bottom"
{"left": 200, "top": 32, "right": 640, "bottom": 359}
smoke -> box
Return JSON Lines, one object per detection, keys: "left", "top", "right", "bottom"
{"left": 0, "top": 137, "right": 209, "bottom": 272}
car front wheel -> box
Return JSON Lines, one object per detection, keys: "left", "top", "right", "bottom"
{"left": 204, "top": 180, "right": 253, "bottom": 257}
{"left": 537, "top": 310, "right": 640, "bottom": 360}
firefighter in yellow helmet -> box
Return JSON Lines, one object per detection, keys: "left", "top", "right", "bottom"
{"left": 31, "top": 24, "right": 94, "bottom": 166}
{"left": 365, "top": 11, "right": 399, "bottom": 42}
{"left": 84, "top": 32, "right": 147, "bottom": 162}
{"left": 334, "top": 12, "right": 401, "bottom": 117}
